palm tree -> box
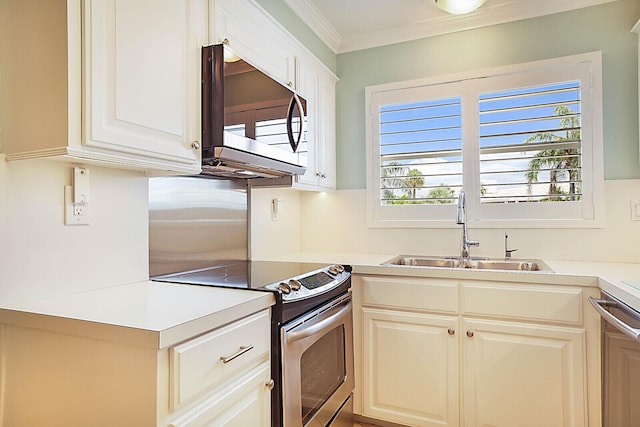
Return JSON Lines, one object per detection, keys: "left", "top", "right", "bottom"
{"left": 525, "top": 105, "right": 580, "bottom": 201}
{"left": 381, "top": 162, "right": 408, "bottom": 202}
{"left": 404, "top": 169, "right": 424, "bottom": 199}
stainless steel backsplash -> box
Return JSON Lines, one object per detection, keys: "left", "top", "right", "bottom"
{"left": 148, "top": 176, "right": 248, "bottom": 277}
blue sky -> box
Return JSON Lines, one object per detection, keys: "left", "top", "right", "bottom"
{"left": 378, "top": 81, "right": 581, "bottom": 202}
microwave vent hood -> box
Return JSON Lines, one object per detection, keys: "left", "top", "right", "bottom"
{"left": 201, "top": 131, "right": 306, "bottom": 179}
{"left": 201, "top": 43, "right": 307, "bottom": 180}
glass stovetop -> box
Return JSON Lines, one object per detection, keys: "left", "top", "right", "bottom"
{"left": 151, "top": 260, "right": 330, "bottom": 291}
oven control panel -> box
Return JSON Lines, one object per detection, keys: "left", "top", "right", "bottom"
{"left": 265, "top": 264, "right": 350, "bottom": 301}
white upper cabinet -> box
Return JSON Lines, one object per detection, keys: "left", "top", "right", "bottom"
{"left": 0, "top": 0, "right": 336, "bottom": 182}
{"left": 210, "top": 0, "right": 338, "bottom": 191}
{"left": 295, "top": 57, "right": 338, "bottom": 191}
{"left": 84, "top": 0, "right": 206, "bottom": 172}
{"left": 0, "top": 0, "right": 206, "bottom": 174}
{"left": 211, "top": 0, "right": 296, "bottom": 89}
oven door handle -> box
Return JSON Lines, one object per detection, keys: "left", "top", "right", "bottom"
{"left": 589, "top": 296, "right": 640, "bottom": 342}
{"left": 286, "top": 301, "right": 351, "bottom": 343}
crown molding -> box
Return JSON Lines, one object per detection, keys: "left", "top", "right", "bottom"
{"left": 283, "top": 0, "right": 342, "bottom": 52}
{"left": 286, "top": 0, "right": 619, "bottom": 54}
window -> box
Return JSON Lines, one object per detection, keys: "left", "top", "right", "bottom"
{"left": 366, "top": 52, "right": 603, "bottom": 228}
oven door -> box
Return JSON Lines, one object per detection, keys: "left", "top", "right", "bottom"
{"left": 281, "top": 291, "right": 354, "bottom": 427}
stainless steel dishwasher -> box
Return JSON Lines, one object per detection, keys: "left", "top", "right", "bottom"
{"left": 589, "top": 291, "right": 640, "bottom": 426}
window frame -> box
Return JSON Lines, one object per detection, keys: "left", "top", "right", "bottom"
{"left": 365, "top": 52, "right": 604, "bottom": 229}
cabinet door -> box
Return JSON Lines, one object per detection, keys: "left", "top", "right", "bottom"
{"left": 603, "top": 328, "right": 640, "bottom": 427}
{"left": 463, "top": 319, "right": 587, "bottom": 427}
{"left": 84, "top": 0, "right": 205, "bottom": 172}
{"left": 169, "top": 363, "right": 271, "bottom": 427}
{"left": 294, "top": 57, "right": 319, "bottom": 187}
{"left": 212, "top": 0, "right": 295, "bottom": 87}
{"left": 294, "top": 60, "right": 337, "bottom": 191}
{"left": 362, "top": 308, "right": 459, "bottom": 427}
{"left": 316, "top": 72, "right": 337, "bottom": 190}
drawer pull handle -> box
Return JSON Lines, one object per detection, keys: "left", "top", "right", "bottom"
{"left": 266, "top": 379, "right": 275, "bottom": 390}
{"left": 466, "top": 330, "right": 474, "bottom": 338}
{"left": 448, "top": 328, "right": 455, "bottom": 336}
{"left": 220, "top": 345, "right": 254, "bottom": 364}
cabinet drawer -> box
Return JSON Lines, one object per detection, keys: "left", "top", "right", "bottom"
{"left": 169, "top": 363, "right": 271, "bottom": 427}
{"left": 170, "top": 309, "right": 270, "bottom": 409}
{"left": 462, "top": 284, "right": 584, "bottom": 325}
{"left": 362, "top": 276, "right": 458, "bottom": 314}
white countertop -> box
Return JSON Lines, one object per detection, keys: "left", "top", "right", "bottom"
{"left": 261, "top": 251, "right": 640, "bottom": 312}
{"left": 0, "top": 281, "right": 275, "bottom": 349}
{"left": 3, "top": 254, "right": 640, "bottom": 350}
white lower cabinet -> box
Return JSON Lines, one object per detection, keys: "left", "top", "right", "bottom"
{"left": 0, "top": 309, "right": 272, "bottom": 426}
{"left": 353, "top": 275, "right": 601, "bottom": 427}
{"left": 166, "top": 309, "right": 272, "bottom": 426}
{"left": 463, "top": 319, "right": 586, "bottom": 427}
{"left": 169, "top": 363, "right": 271, "bottom": 427}
{"left": 362, "top": 308, "right": 459, "bottom": 426}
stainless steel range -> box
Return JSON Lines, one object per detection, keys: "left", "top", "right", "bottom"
{"left": 149, "top": 176, "right": 354, "bottom": 427}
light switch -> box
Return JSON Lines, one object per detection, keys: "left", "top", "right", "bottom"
{"left": 271, "top": 198, "right": 282, "bottom": 221}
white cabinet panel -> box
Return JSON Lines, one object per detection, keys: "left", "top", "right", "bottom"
{"left": 294, "top": 59, "right": 338, "bottom": 191}
{"left": 362, "top": 307, "right": 459, "bottom": 427}
{"left": 169, "top": 364, "right": 271, "bottom": 427}
{"left": 84, "top": 0, "right": 204, "bottom": 169}
{"left": 0, "top": 308, "right": 272, "bottom": 426}
{"left": 463, "top": 319, "right": 587, "bottom": 427}
{"left": 462, "top": 283, "right": 584, "bottom": 325}
{"left": 210, "top": 0, "right": 338, "bottom": 191}
{"left": 170, "top": 310, "right": 270, "bottom": 409}
{"left": 212, "top": 0, "right": 295, "bottom": 87}
{"left": 316, "top": 72, "right": 337, "bottom": 189}
{"left": 0, "top": 0, "right": 205, "bottom": 173}
{"left": 361, "top": 276, "right": 458, "bottom": 313}
{"left": 354, "top": 275, "right": 600, "bottom": 427}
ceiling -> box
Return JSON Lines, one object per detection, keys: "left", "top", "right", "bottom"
{"left": 284, "top": 0, "right": 618, "bottom": 53}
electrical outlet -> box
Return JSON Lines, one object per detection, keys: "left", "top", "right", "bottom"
{"left": 65, "top": 185, "right": 90, "bottom": 225}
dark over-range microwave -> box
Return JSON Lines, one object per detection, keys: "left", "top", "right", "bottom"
{"left": 201, "top": 43, "right": 307, "bottom": 178}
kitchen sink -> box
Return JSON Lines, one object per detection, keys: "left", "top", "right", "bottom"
{"left": 383, "top": 255, "right": 553, "bottom": 272}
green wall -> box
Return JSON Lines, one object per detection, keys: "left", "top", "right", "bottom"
{"left": 335, "top": 0, "right": 640, "bottom": 189}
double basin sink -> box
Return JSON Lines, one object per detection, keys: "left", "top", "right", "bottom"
{"left": 383, "top": 255, "right": 552, "bottom": 272}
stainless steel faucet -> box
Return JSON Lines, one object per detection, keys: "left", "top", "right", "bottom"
{"left": 456, "top": 191, "right": 479, "bottom": 264}
{"left": 504, "top": 231, "right": 518, "bottom": 260}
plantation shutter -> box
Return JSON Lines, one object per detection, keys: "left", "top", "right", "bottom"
{"left": 367, "top": 52, "right": 599, "bottom": 226}
{"left": 478, "top": 81, "right": 582, "bottom": 204}
{"left": 379, "top": 97, "right": 463, "bottom": 205}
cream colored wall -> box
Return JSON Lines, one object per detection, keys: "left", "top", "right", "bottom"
{"left": 249, "top": 187, "right": 301, "bottom": 258}
{"left": 251, "top": 179, "right": 640, "bottom": 264}
{"left": 0, "top": 157, "right": 148, "bottom": 304}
